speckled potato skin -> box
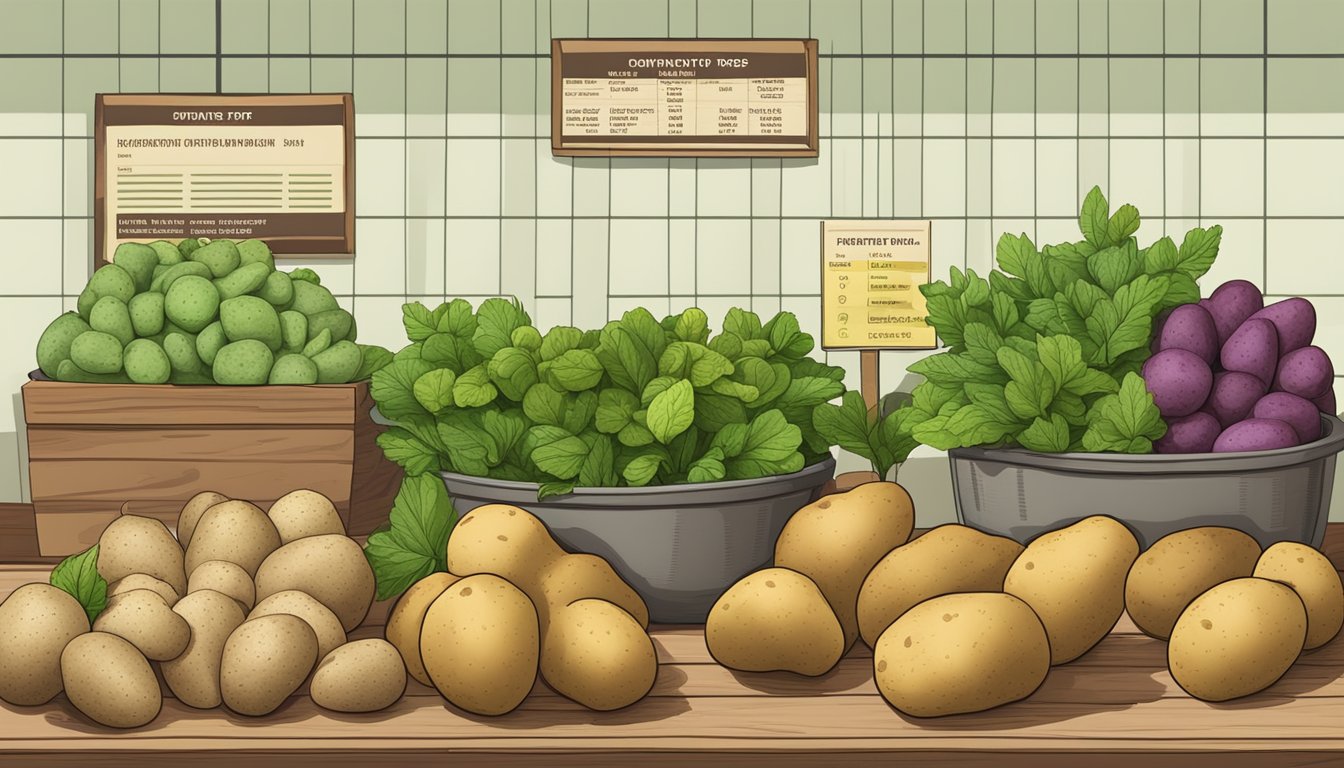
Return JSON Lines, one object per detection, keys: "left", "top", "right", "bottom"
{"left": 266, "top": 489, "right": 346, "bottom": 544}
{"left": 445, "top": 504, "right": 564, "bottom": 593}
{"left": 1254, "top": 542, "right": 1344, "bottom": 650}
{"left": 107, "top": 573, "right": 180, "bottom": 607}
{"left": 705, "top": 567, "right": 845, "bottom": 677}
{"left": 1004, "top": 515, "right": 1139, "bottom": 664}
{"left": 92, "top": 588, "right": 191, "bottom": 661}
{"left": 774, "top": 482, "right": 916, "bottom": 649}
{"left": 419, "top": 574, "right": 540, "bottom": 716}
{"left": 858, "top": 524, "right": 1025, "bottom": 648}
{"left": 220, "top": 614, "right": 319, "bottom": 716}
{"left": 184, "top": 500, "right": 282, "bottom": 577}
{"left": 162, "top": 589, "right": 246, "bottom": 709}
{"left": 176, "top": 491, "right": 229, "bottom": 549}
{"left": 1125, "top": 526, "right": 1262, "bottom": 640}
{"left": 248, "top": 590, "right": 347, "bottom": 661}
{"left": 0, "top": 583, "right": 89, "bottom": 706}
{"left": 540, "top": 599, "right": 657, "bottom": 711}
{"left": 311, "top": 639, "right": 408, "bottom": 713}
{"left": 386, "top": 572, "right": 460, "bottom": 687}
{"left": 874, "top": 592, "right": 1050, "bottom": 718}
{"left": 188, "top": 559, "right": 256, "bottom": 610}
{"left": 97, "top": 514, "right": 188, "bottom": 597}
{"left": 1168, "top": 577, "right": 1307, "bottom": 702}
{"left": 253, "top": 534, "right": 375, "bottom": 632}
{"left": 61, "top": 632, "right": 162, "bottom": 728}
{"left": 537, "top": 554, "right": 649, "bottom": 628}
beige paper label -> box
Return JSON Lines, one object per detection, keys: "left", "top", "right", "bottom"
{"left": 820, "top": 220, "right": 937, "bottom": 350}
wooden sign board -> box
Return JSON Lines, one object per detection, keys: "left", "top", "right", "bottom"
{"left": 94, "top": 93, "right": 355, "bottom": 266}
{"left": 820, "top": 220, "right": 937, "bottom": 351}
{"left": 551, "top": 39, "right": 819, "bottom": 157}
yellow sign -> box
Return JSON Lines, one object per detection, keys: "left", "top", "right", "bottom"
{"left": 820, "top": 220, "right": 936, "bottom": 350}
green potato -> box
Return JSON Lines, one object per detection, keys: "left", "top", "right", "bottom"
{"left": 57, "top": 358, "right": 131, "bottom": 383}
{"left": 196, "top": 321, "right": 227, "bottom": 367}
{"left": 123, "top": 339, "right": 171, "bottom": 384}
{"left": 212, "top": 339, "right": 275, "bottom": 385}
{"left": 164, "top": 276, "right": 221, "bottom": 333}
{"left": 259, "top": 271, "right": 294, "bottom": 308}
{"left": 36, "top": 313, "right": 93, "bottom": 378}
{"left": 147, "top": 240, "right": 184, "bottom": 266}
{"left": 189, "top": 239, "right": 241, "bottom": 278}
{"left": 128, "top": 292, "right": 166, "bottom": 338}
{"left": 268, "top": 353, "right": 319, "bottom": 385}
{"left": 150, "top": 261, "right": 212, "bottom": 293}
{"left": 311, "top": 340, "right": 362, "bottom": 384}
{"left": 213, "top": 262, "right": 271, "bottom": 300}
{"left": 111, "top": 243, "right": 158, "bottom": 292}
{"left": 290, "top": 280, "right": 339, "bottom": 316}
{"left": 87, "top": 263, "right": 137, "bottom": 305}
{"left": 279, "top": 310, "right": 308, "bottom": 352}
{"left": 237, "top": 239, "right": 275, "bottom": 271}
{"left": 89, "top": 296, "right": 135, "bottom": 346}
{"left": 219, "top": 295, "right": 283, "bottom": 351}
{"left": 70, "top": 331, "right": 123, "bottom": 374}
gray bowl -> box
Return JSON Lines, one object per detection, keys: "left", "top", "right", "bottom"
{"left": 948, "top": 415, "right": 1344, "bottom": 549}
{"left": 441, "top": 457, "right": 836, "bottom": 623}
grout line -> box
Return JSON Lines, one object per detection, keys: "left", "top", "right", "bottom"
{"left": 1263, "top": 0, "right": 1269, "bottom": 292}
{"left": 14, "top": 133, "right": 1344, "bottom": 142}
{"left": 215, "top": 0, "right": 221, "bottom": 90}
{"left": 1163, "top": 0, "right": 1167, "bottom": 237}
{"left": 499, "top": 1, "right": 505, "bottom": 299}
{"left": 405, "top": 0, "right": 410, "bottom": 303}
{"left": 11, "top": 51, "right": 1344, "bottom": 59}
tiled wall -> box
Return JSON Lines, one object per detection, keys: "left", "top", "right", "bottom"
{"left": 1, "top": 0, "right": 1343, "bottom": 513}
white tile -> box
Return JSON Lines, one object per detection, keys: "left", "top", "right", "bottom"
{"left": 668, "top": 159, "right": 697, "bottom": 217}
{"left": 608, "top": 295, "right": 670, "bottom": 324}
{"left": 923, "top": 113, "right": 965, "bottom": 137}
{"left": 892, "top": 139, "right": 922, "bottom": 217}
{"left": 872, "top": 139, "right": 891, "bottom": 217}
{"left": 499, "top": 219, "right": 536, "bottom": 307}
{"left": 445, "top": 139, "right": 500, "bottom": 216}
{"left": 64, "top": 139, "right": 90, "bottom": 217}
{"left": 1110, "top": 112, "right": 1163, "bottom": 137}
{"left": 1268, "top": 112, "right": 1344, "bottom": 137}
{"left": 779, "top": 295, "right": 822, "bottom": 349}
{"left": 571, "top": 219, "right": 609, "bottom": 329}
{"left": 353, "top": 296, "right": 412, "bottom": 351}
{"left": 1266, "top": 220, "right": 1344, "bottom": 296}
{"left": 1200, "top": 139, "right": 1264, "bottom": 217}
{"left": 922, "top": 139, "right": 966, "bottom": 217}
{"left": 63, "top": 218, "right": 90, "bottom": 294}
{"left": 0, "top": 140, "right": 60, "bottom": 215}
{"left": 1267, "top": 139, "right": 1344, "bottom": 217}
{"left": 0, "top": 220, "right": 61, "bottom": 295}
{"left": 991, "top": 139, "right": 1035, "bottom": 217}
{"left": 780, "top": 219, "right": 820, "bottom": 295}
{"left": 965, "top": 219, "right": 994, "bottom": 276}
{"left": 751, "top": 160, "right": 782, "bottom": 218}
{"left": 1108, "top": 139, "right": 1164, "bottom": 217}
{"left": 275, "top": 260, "right": 354, "bottom": 297}
{"left": 608, "top": 219, "right": 669, "bottom": 297}
{"left": 1201, "top": 112, "right": 1264, "bottom": 137}
{"left": 993, "top": 112, "right": 1034, "bottom": 138}
{"left": 696, "top": 219, "right": 751, "bottom": 295}
{"left": 932, "top": 220, "right": 966, "bottom": 280}
{"left": 406, "top": 139, "right": 446, "bottom": 216}
{"left": 535, "top": 219, "right": 572, "bottom": 296}
{"left": 1077, "top": 138, "right": 1108, "bottom": 209}
{"left": 829, "top": 139, "right": 864, "bottom": 218}
{"left": 1035, "top": 138, "right": 1078, "bottom": 217}
{"left": 571, "top": 159, "right": 610, "bottom": 218}
{"left": 0, "top": 298, "right": 61, "bottom": 428}
{"left": 444, "top": 219, "right": 500, "bottom": 296}
{"left": 1197, "top": 218, "right": 1263, "bottom": 296}
{"left": 501, "top": 138, "right": 535, "bottom": 217}
{"left": 405, "top": 219, "right": 446, "bottom": 297}
{"left": 533, "top": 297, "right": 573, "bottom": 332}
{"left": 966, "top": 139, "right": 990, "bottom": 217}
{"left": 354, "top": 139, "right": 405, "bottom": 217}
{"left": 751, "top": 219, "right": 781, "bottom": 295}
{"left": 781, "top": 143, "right": 832, "bottom": 217}
{"left": 668, "top": 218, "right": 696, "bottom": 294}
{"left": 697, "top": 159, "right": 752, "bottom": 218}
{"left": 610, "top": 161, "right": 669, "bottom": 217}
{"left": 1037, "top": 112, "right": 1078, "bottom": 137}
{"left": 354, "top": 113, "right": 406, "bottom": 138}
{"left": 353, "top": 218, "right": 406, "bottom": 296}
{"left": 1035, "top": 218, "right": 1080, "bottom": 246}
{"left": 536, "top": 140, "right": 572, "bottom": 217}
{"left": 1164, "top": 138, "right": 1201, "bottom": 218}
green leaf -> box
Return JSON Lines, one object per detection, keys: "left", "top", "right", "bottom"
{"left": 1084, "top": 274, "right": 1166, "bottom": 365}
{"left": 436, "top": 298, "right": 477, "bottom": 338}
{"left": 648, "top": 379, "right": 696, "bottom": 444}
{"left": 617, "top": 421, "right": 656, "bottom": 447}
{"left": 487, "top": 347, "right": 539, "bottom": 401}
{"left": 537, "top": 481, "right": 575, "bottom": 500}
{"left": 377, "top": 427, "right": 441, "bottom": 476}
{"left": 1142, "top": 235, "right": 1179, "bottom": 274}
{"left": 673, "top": 307, "right": 710, "bottom": 343}
{"left": 546, "top": 348, "right": 604, "bottom": 392}
{"left": 1041, "top": 242, "right": 1092, "bottom": 293}
{"left": 354, "top": 345, "right": 395, "bottom": 381}
{"left": 1018, "top": 413, "right": 1072, "bottom": 453}
{"left": 422, "top": 332, "right": 482, "bottom": 373}
{"left": 962, "top": 322, "right": 1005, "bottom": 366}
{"left": 812, "top": 391, "right": 874, "bottom": 459}
{"left": 1079, "top": 186, "right": 1111, "bottom": 248}
{"left": 1086, "top": 242, "right": 1143, "bottom": 295}
{"left": 1035, "top": 335, "right": 1087, "bottom": 395}
{"left": 620, "top": 447, "right": 668, "bottom": 486}
{"left": 595, "top": 326, "right": 657, "bottom": 395}
{"left": 641, "top": 375, "right": 679, "bottom": 407}
{"left": 452, "top": 364, "right": 499, "bottom": 408}
{"left": 789, "top": 357, "right": 846, "bottom": 382}
{"left": 723, "top": 308, "right": 763, "bottom": 340}
{"left": 1174, "top": 225, "right": 1222, "bottom": 280}
{"left": 481, "top": 409, "right": 527, "bottom": 459}
{"left": 522, "top": 382, "right": 566, "bottom": 427}
{"left": 686, "top": 447, "right": 727, "bottom": 483}
{"left": 1106, "top": 203, "right": 1141, "bottom": 245}
{"left": 909, "top": 351, "right": 1007, "bottom": 387}
{"left": 50, "top": 545, "right": 107, "bottom": 624}
{"left": 963, "top": 382, "right": 1021, "bottom": 426}
{"left": 371, "top": 358, "right": 434, "bottom": 421}
{"left": 694, "top": 392, "right": 749, "bottom": 432}
{"left": 472, "top": 297, "right": 531, "bottom": 359}
{"left": 524, "top": 425, "right": 588, "bottom": 479}
{"left": 734, "top": 409, "right": 803, "bottom": 464}
{"left": 1081, "top": 372, "right": 1167, "bottom": 453}
{"left": 595, "top": 388, "right": 640, "bottom": 433}
{"left": 709, "top": 377, "right": 759, "bottom": 403}
{"left": 438, "top": 417, "right": 498, "bottom": 475}
{"left": 763, "top": 312, "right": 814, "bottom": 359}
{"left": 363, "top": 474, "right": 457, "bottom": 600}
{"left": 540, "top": 326, "right": 583, "bottom": 361}
{"left": 402, "top": 302, "right": 438, "bottom": 342}
{"left": 659, "top": 342, "right": 735, "bottom": 387}
{"left": 943, "top": 403, "right": 1019, "bottom": 446}
{"left": 510, "top": 326, "right": 543, "bottom": 352}
{"left": 578, "top": 433, "right": 619, "bottom": 487}
{"left": 412, "top": 368, "right": 457, "bottom": 414}
{"left": 560, "top": 390, "right": 598, "bottom": 435}
{"left": 708, "top": 332, "right": 743, "bottom": 360}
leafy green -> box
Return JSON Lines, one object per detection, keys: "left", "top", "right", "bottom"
{"left": 50, "top": 545, "right": 107, "bottom": 624}
{"left": 811, "top": 391, "right": 917, "bottom": 479}
{"left": 363, "top": 474, "right": 458, "bottom": 601}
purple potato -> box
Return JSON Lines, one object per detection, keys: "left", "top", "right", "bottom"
{"left": 1220, "top": 317, "right": 1279, "bottom": 387}
{"left": 1150, "top": 308, "right": 1174, "bottom": 354}
{"left": 1142, "top": 348, "right": 1214, "bottom": 418}
{"left": 1274, "top": 345, "right": 1334, "bottom": 399}
{"left": 1205, "top": 280, "right": 1265, "bottom": 347}
{"left": 1315, "top": 387, "right": 1337, "bottom": 416}
{"left": 1205, "top": 371, "right": 1268, "bottom": 428}
{"left": 1252, "top": 392, "right": 1322, "bottom": 443}
{"left": 1158, "top": 303, "right": 1219, "bottom": 365}
{"left": 1155, "top": 411, "right": 1222, "bottom": 454}
{"left": 1213, "top": 418, "right": 1301, "bottom": 453}
{"left": 1249, "top": 297, "right": 1316, "bottom": 354}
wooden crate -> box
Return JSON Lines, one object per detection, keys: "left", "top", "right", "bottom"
{"left": 22, "top": 379, "right": 401, "bottom": 556}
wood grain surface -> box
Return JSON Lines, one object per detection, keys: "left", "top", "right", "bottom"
{"left": 21, "top": 380, "right": 361, "bottom": 426}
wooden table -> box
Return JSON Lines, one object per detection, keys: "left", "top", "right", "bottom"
{"left": 4, "top": 542, "right": 1344, "bottom": 766}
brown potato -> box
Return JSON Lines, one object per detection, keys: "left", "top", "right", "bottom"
{"left": 537, "top": 553, "right": 649, "bottom": 628}
{"left": 540, "top": 599, "right": 656, "bottom": 711}
{"left": 162, "top": 589, "right": 246, "bottom": 708}
{"left": 1254, "top": 542, "right": 1344, "bottom": 650}
{"left": 385, "top": 572, "right": 460, "bottom": 687}
{"left": 220, "top": 614, "right": 319, "bottom": 716}
{"left": 107, "top": 573, "right": 181, "bottom": 607}
{"left": 445, "top": 504, "right": 565, "bottom": 592}
{"left": 61, "top": 632, "right": 161, "bottom": 728}
{"left": 176, "top": 490, "right": 229, "bottom": 548}
{"left": 0, "top": 583, "right": 89, "bottom": 706}
{"left": 266, "top": 489, "right": 345, "bottom": 544}
{"left": 858, "top": 524, "right": 1024, "bottom": 648}
{"left": 1125, "top": 526, "right": 1262, "bottom": 640}
{"left": 705, "top": 567, "right": 844, "bottom": 677}
{"left": 311, "top": 639, "right": 408, "bottom": 713}
{"left": 249, "top": 590, "right": 347, "bottom": 661}
{"left": 254, "top": 534, "right": 375, "bottom": 631}
{"left": 184, "top": 500, "right": 282, "bottom": 577}
{"left": 92, "top": 588, "right": 191, "bottom": 661}
{"left": 97, "top": 514, "right": 187, "bottom": 596}
{"left": 188, "top": 559, "right": 255, "bottom": 610}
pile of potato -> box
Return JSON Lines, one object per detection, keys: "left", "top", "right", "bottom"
{"left": 0, "top": 489, "right": 405, "bottom": 728}
{"left": 386, "top": 503, "right": 656, "bottom": 715}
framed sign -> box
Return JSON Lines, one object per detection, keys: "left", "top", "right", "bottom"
{"left": 551, "top": 38, "right": 819, "bottom": 157}
{"left": 820, "top": 220, "right": 937, "bottom": 351}
{"left": 94, "top": 93, "right": 354, "bottom": 266}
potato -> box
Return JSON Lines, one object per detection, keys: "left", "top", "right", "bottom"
{"left": 386, "top": 572, "right": 460, "bottom": 687}
{"left": 92, "top": 588, "right": 190, "bottom": 661}
{"left": 1142, "top": 348, "right": 1213, "bottom": 418}
{"left": 1168, "top": 577, "right": 1306, "bottom": 701}
{"left": 1154, "top": 411, "right": 1222, "bottom": 454}
{"left": 446, "top": 504, "right": 565, "bottom": 593}
{"left": 774, "top": 481, "right": 916, "bottom": 648}
{"left": 1221, "top": 318, "right": 1279, "bottom": 388}
{"left": 249, "top": 590, "right": 347, "bottom": 661}
{"left": 1213, "top": 418, "right": 1299, "bottom": 453}
{"left": 1253, "top": 392, "right": 1322, "bottom": 443}
{"left": 857, "top": 524, "right": 1024, "bottom": 648}
{"left": 1124, "top": 526, "right": 1262, "bottom": 640}
{"left": 162, "top": 589, "right": 246, "bottom": 708}
{"left": 873, "top": 592, "right": 1050, "bottom": 718}
{"left": 1204, "top": 279, "right": 1265, "bottom": 347}
{"left": 1157, "top": 303, "right": 1219, "bottom": 365}
{"left": 1250, "top": 297, "right": 1316, "bottom": 354}
{"left": 1205, "top": 371, "right": 1268, "bottom": 428}
{"left": 705, "top": 567, "right": 844, "bottom": 677}
{"left": 419, "top": 574, "right": 540, "bottom": 716}
{"left": 1315, "top": 386, "right": 1336, "bottom": 416}
{"left": 107, "top": 573, "right": 180, "bottom": 607}
{"left": 266, "top": 489, "right": 346, "bottom": 544}
{"left": 254, "top": 534, "right": 375, "bottom": 631}
{"left": 0, "top": 583, "right": 89, "bottom": 706}
{"left": 61, "top": 632, "right": 161, "bottom": 728}
{"left": 184, "top": 499, "right": 282, "bottom": 577}
{"left": 1254, "top": 542, "right": 1344, "bottom": 650}
{"left": 541, "top": 599, "right": 657, "bottom": 711}
{"left": 188, "top": 559, "right": 255, "bottom": 610}
{"left": 311, "top": 639, "right": 407, "bottom": 713}
{"left": 176, "top": 490, "right": 229, "bottom": 548}
{"left": 97, "top": 514, "right": 188, "bottom": 597}
{"left": 537, "top": 553, "right": 649, "bottom": 628}
{"left": 220, "top": 614, "right": 319, "bottom": 716}
{"left": 1004, "top": 515, "right": 1138, "bottom": 664}
{"left": 1275, "top": 346, "right": 1334, "bottom": 400}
